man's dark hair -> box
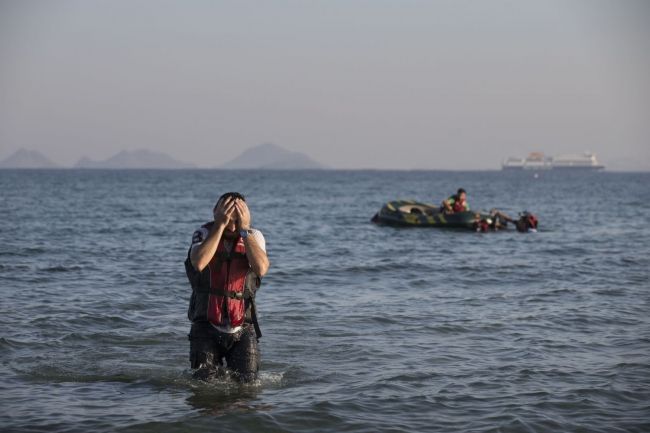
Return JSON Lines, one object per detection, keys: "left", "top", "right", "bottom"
{"left": 214, "top": 192, "right": 245, "bottom": 210}
{"left": 457, "top": 188, "right": 466, "bottom": 195}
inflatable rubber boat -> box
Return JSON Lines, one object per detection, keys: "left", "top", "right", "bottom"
{"left": 371, "top": 200, "right": 539, "bottom": 232}
{"left": 370, "top": 200, "right": 488, "bottom": 229}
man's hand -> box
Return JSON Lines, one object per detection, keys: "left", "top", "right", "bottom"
{"left": 214, "top": 197, "right": 236, "bottom": 227}
{"left": 234, "top": 199, "right": 268, "bottom": 276}
{"left": 235, "top": 199, "right": 251, "bottom": 230}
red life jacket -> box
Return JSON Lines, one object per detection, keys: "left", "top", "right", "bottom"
{"left": 185, "top": 224, "right": 263, "bottom": 338}
{"left": 453, "top": 199, "right": 466, "bottom": 213}
{"left": 206, "top": 236, "right": 250, "bottom": 327}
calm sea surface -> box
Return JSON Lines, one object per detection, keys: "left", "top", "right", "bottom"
{"left": 1, "top": 169, "right": 649, "bottom": 433}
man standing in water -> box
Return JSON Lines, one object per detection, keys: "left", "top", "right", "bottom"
{"left": 185, "top": 192, "right": 269, "bottom": 382}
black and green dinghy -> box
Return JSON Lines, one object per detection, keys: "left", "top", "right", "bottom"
{"left": 371, "top": 200, "right": 488, "bottom": 229}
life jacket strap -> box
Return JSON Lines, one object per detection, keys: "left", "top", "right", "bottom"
{"left": 249, "top": 296, "right": 262, "bottom": 339}
{"left": 211, "top": 287, "right": 262, "bottom": 339}
{"left": 210, "top": 289, "right": 245, "bottom": 300}
{"left": 215, "top": 251, "right": 247, "bottom": 261}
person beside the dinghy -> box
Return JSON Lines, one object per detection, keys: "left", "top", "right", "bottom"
{"left": 185, "top": 192, "right": 269, "bottom": 382}
{"left": 489, "top": 209, "right": 539, "bottom": 233}
{"left": 442, "top": 188, "right": 469, "bottom": 213}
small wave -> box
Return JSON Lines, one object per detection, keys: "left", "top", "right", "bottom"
{"left": 592, "top": 288, "right": 626, "bottom": 297}
{"left": 381, "top": 371, "right": 443, "bottom": 384}
{"left": 0, "top": 263, "right": 32, "bottom": 272}
{"left": 362, "top": 314, "right": 402, "bottom": 326}
{"left": 11, "top": 246, "right": 48, "bottom": 256}
{"left": 423, "top": 323, "right": 472, "bottom": 334}
{"left": 0, "top": 336, "right": 34, "bottom": 351}
{"left": 18, "top": 359, "right": 292, "bottom": 392}
{"left": 191, "top": 367, "right": 292, "bottom": 387}
{"left": 38, "top": 265, "right": 83, "bottom": 273}
{"left": 259, "top": 370, "right": 287, "bottom": 386}
{"left": 27, "top": 313, "right": 137, "bottom": 330}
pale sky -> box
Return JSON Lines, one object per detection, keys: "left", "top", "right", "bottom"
{"left": 1, "top": 0, "right": 649, "bottom": 170}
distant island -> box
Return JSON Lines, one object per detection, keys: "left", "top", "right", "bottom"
{"left": 0, "top": 144, "right": 325, "bottom": 170}
{"left": 0, "top": 148, "right": 194, "bottom": 169}
{"left": 0, "top": 149, "right": 60, "bottom": 168}
{"left": 221, "top": 143, "right": 325, "bottom": 169}
{"left": 74, "top": 149, "right": 195, "bottom": 169}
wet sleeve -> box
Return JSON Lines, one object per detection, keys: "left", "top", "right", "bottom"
{"left": 249, "top": 229, "right": 266, "bottom": 252}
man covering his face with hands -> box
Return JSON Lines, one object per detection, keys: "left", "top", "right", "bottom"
{"left": 185, "top": 192, "right": 269, "bottom": 382}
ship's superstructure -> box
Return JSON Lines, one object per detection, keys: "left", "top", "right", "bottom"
{"left": 502, "top": 152, "right": 604, "bottom": 170}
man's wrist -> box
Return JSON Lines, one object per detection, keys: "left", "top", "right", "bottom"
{"left": 213, "top": 221, "right": 228, "bottom": 231}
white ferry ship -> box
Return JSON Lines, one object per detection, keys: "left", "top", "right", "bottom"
{"left": 502, "top": 152, "right": 604, "bottom": 170}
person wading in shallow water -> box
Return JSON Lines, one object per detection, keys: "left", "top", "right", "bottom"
{"left": 184, "top": 192, "right": 270, "bottom": 382}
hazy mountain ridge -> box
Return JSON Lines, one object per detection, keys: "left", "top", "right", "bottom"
{"left": 1, "top": 144, "right": 325, "bottom": 169}
{"left": 221, "top": 143, "right": 325, "bottom": 169}
{"left": 0, "top": 149, "right": 60, "bottom": 168}
{"left": 74, "top": 149, "right": 195, "bottom": 169}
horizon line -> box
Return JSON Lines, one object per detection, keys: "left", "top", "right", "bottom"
{"left": 1, "top": 167, "right": 643, "bottom": 172}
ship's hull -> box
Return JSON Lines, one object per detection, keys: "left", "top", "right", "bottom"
{"left": 503, "top": 152, "right": 605, "bottom": 170}
{"left": 551, "top": 165, "right": 605, "bottom": 170}
{"left": 502, "top": 165, "right": 604, "bottom": 170}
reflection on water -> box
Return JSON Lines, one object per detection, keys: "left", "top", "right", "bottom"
{"left": 186, "top": 383, "right": 267, "bottom": 416}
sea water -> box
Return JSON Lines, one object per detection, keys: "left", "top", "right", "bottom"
{"left": 1, "top": 169, "right": 649, "bottom": 432}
